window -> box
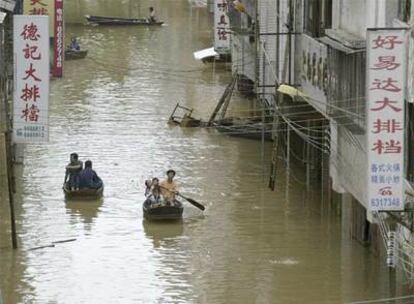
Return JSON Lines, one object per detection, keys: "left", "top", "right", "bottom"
{"left": 398, "top": 0, "right": 411, "bottom": 23}
{"left": 304, "top": 0, "right": 332, "bottom": 37}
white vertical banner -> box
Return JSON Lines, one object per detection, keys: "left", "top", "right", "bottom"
{"left": 367, "top": 28, "right": 408, "bottom": 211}
{"left": 13, "top": 15, "right": 49, "bottom": 143}
{"left": 214, "top": 0, "right": 230, "bottom": 54}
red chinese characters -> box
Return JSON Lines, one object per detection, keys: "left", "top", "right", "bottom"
{"left": 215, "top": 0, "right": 230, "bottom": 47}
{"left": 53, "top": 0, "right": 64, "bottom": 77}
{"left": 371, "top": 56, "right": 400, "bottom": 70}
{"left": 20, "top": 23, "right": 40, "bottom": 40}
{"left": 19, "top": 22, "right": 43, "bottom": 123}
{"left": 372, "top": 35, "right": 403, "bottom": 50}
{"left": 23, "top": 44, "right": 41, "bottom": 60}
{"left": 372, "top": 119, "right": 402, "bottom": 134}
{"left": 27, "top": 0, "right": 49, "bottom": 15}
{"left": 367, "top": 29, "right": 407, "bottom": 211}
{"left": 371, "top": 139, "right": 402, "bottom": 154}
{"left": 369, "top": 35, "right": 404, "bottom": 155}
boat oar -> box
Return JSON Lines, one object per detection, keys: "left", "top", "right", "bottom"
{"left": 159, "top": 186, "right": 205, "bottom": 211}
{"left": 177, "top": 193, "right": 205, "bottom": 211}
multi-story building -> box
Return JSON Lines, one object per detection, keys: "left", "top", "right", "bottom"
{"left": 225, "top": 0, "right": 414, "bottom": 280}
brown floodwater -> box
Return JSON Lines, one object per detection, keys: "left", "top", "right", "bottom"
{"left": 0, "top": 1, "right": 411, "bottom": 303}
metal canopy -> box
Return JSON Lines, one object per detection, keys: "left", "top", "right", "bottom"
{"left": 318, "top": 36, "right": 365, "bottom": 54}
{"left": 193, "top": 47, "right": 218, "bottom": 60}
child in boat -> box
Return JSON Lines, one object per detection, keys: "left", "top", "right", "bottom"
{"left": 145, "top": 178, "right": 162, "bottom": 206}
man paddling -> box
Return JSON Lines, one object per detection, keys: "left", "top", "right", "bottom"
{"left": 160, "top": 169, "right": 179, "bottom": 206}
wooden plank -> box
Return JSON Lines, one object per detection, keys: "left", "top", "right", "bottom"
{"left": 208, "top": 75, "right": 237, "bottom": 125}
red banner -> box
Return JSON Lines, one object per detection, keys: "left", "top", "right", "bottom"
{"left": 53, "top": 0, "right": 63, "bottom": 77}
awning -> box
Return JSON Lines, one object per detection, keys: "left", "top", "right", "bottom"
{"left": 277, "top": 84, "right": 308, "bottom": 100}
{"left": 318, "top": 36, "right": 364, "bottom": 54}
{"left": 193, "top": 47, "right": 218, "bottom": 60}
{"left": 0, "top": 0, "right": 15, "bottom": 12}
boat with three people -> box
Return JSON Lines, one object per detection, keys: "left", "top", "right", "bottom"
{"left": 143, "top": 199, "right": 184, "bottom": 221}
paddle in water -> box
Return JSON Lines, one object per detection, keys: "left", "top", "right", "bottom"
{"left": 176, "top": 192, "right": 205, "bottom": 211}
{"left": 160, "top": 185, "right": 205, "bottom": 211}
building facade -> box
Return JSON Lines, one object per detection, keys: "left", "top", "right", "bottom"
{"left": 223, "top": 0, "right": 414, "bottom": 279}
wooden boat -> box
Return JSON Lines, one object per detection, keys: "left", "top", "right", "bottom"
{"left": 143, "top": 200, "right": 184, "bottom": 220}
{"left": 63, "top": 182, "right": 104, "bottom": 200}
{"left": 64, "top": 49, "right": 88, "bottom": 60}
{"left": 85, "top": 15, "right": 164, "bottom": 26}
{"left": 213, "top": 117, "right": 273, "bottom": 141}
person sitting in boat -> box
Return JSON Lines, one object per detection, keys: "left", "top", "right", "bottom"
{"left": 64, "top": 153, "right": 83, "bottom": 191}
{"left": 148, "top": 7, "right": 157, "bottom": 23}
{"left": 69, "top": 37, "right": 80, "bottom": 51}
{"left": 79, "top": 160, "right": 102, "bottom": 189}
{"left": 160, "top": 169, "right": 179, "bottom": 206}
{"left": 145, "top": 177, "right": 162, "bottom": 205}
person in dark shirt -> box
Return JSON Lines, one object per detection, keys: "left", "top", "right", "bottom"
{"left": 148, "top": 7, "right": 157, "bottom": 23}
{"left": 79, "top": 160, "right": 102, "bottom": 189}
{"left": 70, "top": 37, "right": 80, "bottom": 51}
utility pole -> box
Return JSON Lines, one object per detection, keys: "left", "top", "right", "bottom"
{"left": 0, "top": 13, "right": 18, "bottom": 249}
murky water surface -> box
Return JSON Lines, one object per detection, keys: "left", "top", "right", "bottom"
{"left": 0, "top": 1, "right": 411, "bottom": 303}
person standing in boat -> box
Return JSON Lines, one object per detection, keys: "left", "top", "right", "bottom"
{"left": 79, "top": 160, "right": 102, "bottom": 189}
{"left": 64, "top": 153, "right": 83, "bottom": 191}
{"left": 148, "top": 7, "right": 157, "bottom": 23}
{"left": 160, "top": 169, "right": 179, "bottom": 206}
{"left": 69, "top": 37, "right": 80, "bottom": 51}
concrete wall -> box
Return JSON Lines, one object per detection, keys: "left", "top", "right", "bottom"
{"left": 332, "top": 0, "right": 401, "bottom": 38}
{"left": 230, "top": 1, "right": 256, "bottom": 89}
{"left": 334, "top": 125, "right": 367, "bottom": 209}
{"left": 257, "top": 0, "right": 277, "bottom": 102}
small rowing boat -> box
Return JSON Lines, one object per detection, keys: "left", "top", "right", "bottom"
{"left": 85, "top": 15, "right": 164, "bottom": 26}
{"left": 64, "top": 49, "right": 88, "bottom": 60}
{"left": 63, "top": 182, "right": 104, "bottom": 200}
{"left": 143, "top": 200, "right": 184, "bottom": 220}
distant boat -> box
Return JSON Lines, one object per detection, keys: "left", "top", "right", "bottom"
{"left": 85, "top": 15, "right": 164, "bottom": 26}
{"left": 64, "top": 49, "right": 88, "bottom": 60}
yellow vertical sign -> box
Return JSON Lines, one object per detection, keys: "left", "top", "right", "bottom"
{"left": 23, "top": 0, "right": 55, "bottom": 37}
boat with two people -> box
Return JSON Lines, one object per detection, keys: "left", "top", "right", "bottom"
{"left": 63, "top": 154, "right": 104, "bottom": 200}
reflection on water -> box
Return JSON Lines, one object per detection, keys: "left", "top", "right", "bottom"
{"left": 142, "top": 220, "right": 184, "bottom": 249}
{"left": 65, "top": 199, "right": 103, "bottom": 232}
{"left": 0, "top": 0, "right": 412, "bottom": 303}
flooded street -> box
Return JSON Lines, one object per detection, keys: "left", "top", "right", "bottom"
{"left": 0, "top": 1, "right": 409, "bottom": 303}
